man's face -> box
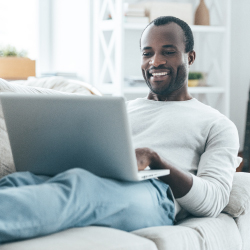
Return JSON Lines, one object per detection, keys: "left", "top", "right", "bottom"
{"left": 140, "top": 23, "right": 193, "bottom": 96}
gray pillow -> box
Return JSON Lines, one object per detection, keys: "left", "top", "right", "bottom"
{"left": 11, "top": 76, "right": 97, "bottom": 96}
{"left": 223, "top": 172, "right": 250, "bottom": 217}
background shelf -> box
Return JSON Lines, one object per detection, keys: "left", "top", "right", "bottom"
{"left": 92, "top": 0, "right": 231, "bottom": 115}
{"left": 101, "top": 20, "right": 226, "bottom": 33}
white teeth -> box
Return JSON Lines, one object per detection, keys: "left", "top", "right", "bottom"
{"left": 152, "top": 72, "right": 168, "bottom": 76}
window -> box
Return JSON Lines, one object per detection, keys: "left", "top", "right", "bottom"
{"left": 0, "top": 0, "right": 38, "bottom": 59}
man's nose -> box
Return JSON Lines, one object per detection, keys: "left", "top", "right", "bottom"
{"left": 150, "top": 54, "right": 166, "bottom": 67}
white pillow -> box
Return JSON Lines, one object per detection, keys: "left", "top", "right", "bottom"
{"left": 12, "top": 76, "right": 94, "bottom": 96}
{"left": 223, "top": 172, "right": 250, "bottom": 218}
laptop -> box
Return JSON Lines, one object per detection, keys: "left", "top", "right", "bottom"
{"left": 0, "top": 94, "right": 170, "bottom": 181}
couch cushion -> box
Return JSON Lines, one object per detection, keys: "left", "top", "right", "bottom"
{"left": 133, "top": 213, "right": 242, "bottom": 250}
{"left": 0, "top": 104, "right": 14, "bottom": 178}
{"left": 1, "top": 227, "right": 157, "bottom": 250}
{"left": 0, "top": 78, "right": 91, "bottom": 178}
{"left": 12, "top": 76, "right": 97, "bottom": 96}
{"left": 177, "top": 213, "right": 242, "bottom": 250}
{"left": 223, "top": 172, "right": 250, "bottom": 217}
{"left": 222, "top": 170, "right": 250, "bottom": 250}
{"left": 0, "top": 78, "right": 74, "bottom": 95}
{"left": 235, "top": 209, "right": 250, "bottom": 250}
{"left": 133, "top": 225, "right": 205, "bottom": 250}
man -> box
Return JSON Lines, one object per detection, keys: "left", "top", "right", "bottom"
{"left": 0, "top": 16, "right": 240, "bottom": 243}
{"left": 130, "top": 16, "right": 240, "bottom": 218}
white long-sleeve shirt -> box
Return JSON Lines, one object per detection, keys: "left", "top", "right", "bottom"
{"left": 126, "top": 97, "right": 241, "bottom": 219}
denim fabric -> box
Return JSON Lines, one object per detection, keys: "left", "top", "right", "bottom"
{"left": 0, "top": 168, "right": 175, "bottom": 243}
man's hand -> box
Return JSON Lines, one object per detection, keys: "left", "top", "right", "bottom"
{"left": 135, "top": 147, "right": 161, "bottom": 171}
{"left": 135, "top": 147, "right": 193, "bottom": 199}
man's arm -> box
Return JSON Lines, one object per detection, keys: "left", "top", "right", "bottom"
{"left": 136, "top": 147, "right": 193, "bottom": 199}
{"left": 136, "top": 117, "right": 241, "bottom": 218}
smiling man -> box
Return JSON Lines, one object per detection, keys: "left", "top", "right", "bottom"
{"left": 0, "top": 16, "right": 241, "bottom": 243}
{"left": 128, "top": 16, "right": 241, "bottom": 219}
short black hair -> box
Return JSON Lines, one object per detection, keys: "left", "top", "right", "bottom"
{"left": 140, "top": 16, "right": 194, "bottom": 53}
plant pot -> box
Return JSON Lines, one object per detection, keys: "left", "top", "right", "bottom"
{"left": 188, "top": 79, "right": 199, "bottom": 87}
{"left": 0, "top": 57, "right": 36, "bottom": 80}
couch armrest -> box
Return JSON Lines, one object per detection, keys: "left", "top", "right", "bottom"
{"left": 1, "top": 227, "right": 158, "bottom": 250}
{"left": 223, "top": 172, "right": 250, "bottom": 218}
{"left": 223, "top": 172, "right": 250, "bottom": 250}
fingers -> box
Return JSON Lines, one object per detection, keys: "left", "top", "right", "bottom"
{"left": 135, "top": 147, "right": 152, "bottom": 171}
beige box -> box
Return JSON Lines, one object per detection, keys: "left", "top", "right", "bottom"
{"left": 0, "top": 57, "right": 36, "bottom": 80}
{"left": 128, "top": 2, "right": 193, "bottom": 25}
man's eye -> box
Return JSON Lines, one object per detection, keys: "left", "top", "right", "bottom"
{"left": 164, "top": 51, "right": 175, "bottom": 55}
{"left": 142, "top": 52, "right": 151, "bottom": 56}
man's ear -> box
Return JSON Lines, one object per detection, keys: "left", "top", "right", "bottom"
{"left": 188, "top": 50, "right": 196, "bottom": 66}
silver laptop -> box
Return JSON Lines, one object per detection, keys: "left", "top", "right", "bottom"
{"left": 0, "top": 94, "right": 169, "bottom": 181}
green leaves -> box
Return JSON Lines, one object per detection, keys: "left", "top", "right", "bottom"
{"left": 0, "top": 45, "right": 28, "bottom": 58}
{"left": 188, "top": 72, "right": 203, "bottom": 80}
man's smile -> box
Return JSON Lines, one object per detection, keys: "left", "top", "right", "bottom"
{"left": 152, "top": 72, "right": 169, "bottom": 76}
{"left": 148, "top": 69, "right": 171, "bottom": 81}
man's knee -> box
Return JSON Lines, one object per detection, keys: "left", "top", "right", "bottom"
{"left": 63, "top": 168, "right": 95, "bottom": 178}
{"left": 52, "top": 168, "right": 99, "bottom": 187}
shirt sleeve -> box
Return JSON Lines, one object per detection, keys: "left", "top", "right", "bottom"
{"left": 176, "top": 116, "right": 242, "bottom": 217}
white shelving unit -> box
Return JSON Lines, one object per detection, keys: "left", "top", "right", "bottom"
{"left": 90, "top": 0, "right": 231, "bottom": 116}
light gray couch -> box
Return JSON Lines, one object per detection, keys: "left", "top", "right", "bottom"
{"left": 0, "top": 78, "right": 249, "bottom": 250}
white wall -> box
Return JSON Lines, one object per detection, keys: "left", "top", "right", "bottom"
{"left": 0, "top": 0, "right": 38, "bottom": 59}
{"left": 38, "top": 0, "right": 53, "bottom": 75}
{"left": 230, "top": 0, "right": 250, "bottom": 151}
{"left": 51, "top": 0, "right": 90, "bottom": 81}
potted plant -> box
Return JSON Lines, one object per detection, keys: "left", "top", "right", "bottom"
{"left": 188, "top": 72, "right": 203, "bottom": 87}
{"left": 0, "top": 45, "right": 36, "bottom": 80}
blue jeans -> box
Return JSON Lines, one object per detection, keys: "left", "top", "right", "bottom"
{"left": 0, "top": 168, "right": 175, "bottom": 243}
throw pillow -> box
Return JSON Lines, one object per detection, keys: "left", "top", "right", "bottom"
{"left": 223, "top": 172, "right": 250, "bottom": 217}
{"left": 12, "top": 76, "right": 100, "bottom": 96}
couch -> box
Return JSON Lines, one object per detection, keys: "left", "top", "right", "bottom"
{"left": 0, "top": 77, "right": 249, "bottom": 250}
